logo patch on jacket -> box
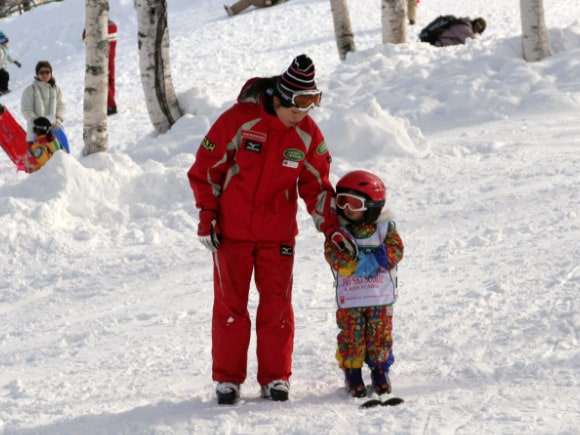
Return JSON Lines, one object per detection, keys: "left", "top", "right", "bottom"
{"left": 282, "top": 160, "right": 299, "bottom": 169}
{"left": 316, "top": 141, "right": 328, "bottom": 155}
{"left": 280, "top": 245, "right": 294, "bottom": 257}
{"left": 242, "top": 130, "right": 267, "bottom": 142}
{"left": 201, "top": 137, "right": 215, "bottom": 152}
{"left": 244, "top": 140, "right": 262, "bottom": 153}
{"left": 283, "top": 148, "right": 305, "bottom": 161}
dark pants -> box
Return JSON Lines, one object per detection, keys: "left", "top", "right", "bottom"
{"left": 0, "top": 68, "right": 9, "bottom": 92}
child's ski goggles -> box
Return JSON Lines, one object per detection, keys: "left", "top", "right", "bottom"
{"left": 336, "top": 193, "right": 368, "bottom": 211}
{"left": 290, "top": 90, "right": 322, "bottom": 112}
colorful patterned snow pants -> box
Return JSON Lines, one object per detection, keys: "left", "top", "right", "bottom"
{"left": 336, "top": 305, "right": 393, "bottom": 370}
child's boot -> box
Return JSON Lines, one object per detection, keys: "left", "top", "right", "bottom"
{"left": 370, "top": 367, "right": 392, "bottom": 395}
{"left": 344, "top": 368, "right": 367, "bottom": 398}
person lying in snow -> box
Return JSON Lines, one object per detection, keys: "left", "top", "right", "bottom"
{"left": 223, "top": 0, "right": 287, "bottom": 17}
{"left": 420, "top": 15, "right": 486, "bottom": 47}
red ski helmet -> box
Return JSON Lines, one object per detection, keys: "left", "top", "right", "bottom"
{"left": 336, "top": 170, "right": 386, "bottom": 223}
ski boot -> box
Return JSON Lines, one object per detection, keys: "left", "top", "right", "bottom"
{"left": 345, "top": 368, "right": 367, "bottom": 398}
{"left": 370, "top": 367, "right": 392, "bottom": 395}
{"left": 261, "top": 380, "right": 290, "bottom": 401}
{"left": 216, "top": 382, "right": 240, "bottom": 405}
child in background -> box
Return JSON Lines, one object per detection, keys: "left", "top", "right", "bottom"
{"left": 27, "top": 117, "right": 67, "bottom": 173}
{"left": 324, "top": 170, "right": 404, "bottom": 398}
{"left": 0, "top": 31, "right": 22, "bottom": 95}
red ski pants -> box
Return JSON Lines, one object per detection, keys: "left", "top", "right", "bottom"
{"left": 108, "top": 40, "right": 116, "bottom": 109}
{"left": 211, "top": 238, "right": 295, "bottom": 386}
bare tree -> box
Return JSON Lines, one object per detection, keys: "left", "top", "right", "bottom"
{"left": 520, "top": 0, "right": 551, "bottom": 62}
{"left": 134, "top": 0, "right": 182, "bottom": 133}
{"left": 330, "top": 0, "right": 355, "bottom": 61}
{"left": 381, "top": 0, "right": 407, "bottom": 44}
{"left": 83, "top": 0, "right": 109, "bottom": 156}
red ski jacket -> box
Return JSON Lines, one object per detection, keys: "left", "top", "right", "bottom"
{"left": 188, "top": 80, "right": 336, "bottom": 242}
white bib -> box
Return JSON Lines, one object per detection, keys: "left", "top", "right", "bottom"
{"left": 335, "top": 221, "right": 398, "bottom": 309}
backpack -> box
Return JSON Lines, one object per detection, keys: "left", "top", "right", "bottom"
{"left": 419, "top": 15, "right": 462, "bottom": 45}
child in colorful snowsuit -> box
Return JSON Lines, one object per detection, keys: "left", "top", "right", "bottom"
{"left": 324, "top": 170, "right": 404, "bottom": 398}
{"left": 27, "top": 116, "right": 67, "bottom": 173}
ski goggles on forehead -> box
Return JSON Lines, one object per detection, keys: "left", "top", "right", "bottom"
{"left": 336, "top": 193, "right": 368, "bottom": 211}
{"left": 291, "top": 90, "right": 322, "bottom": 112}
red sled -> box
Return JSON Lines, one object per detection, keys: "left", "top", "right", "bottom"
{"left": 0, "top": 106, "right": 36, "bottom": 172}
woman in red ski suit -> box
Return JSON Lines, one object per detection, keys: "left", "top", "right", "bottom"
{"left": 188, "top": 54, "right": 356, "bottom": 404}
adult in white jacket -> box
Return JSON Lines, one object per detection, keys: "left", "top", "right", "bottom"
{"left": 21, "top": 61, "right": 67, "bottom": 149}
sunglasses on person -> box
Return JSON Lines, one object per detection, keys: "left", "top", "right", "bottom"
{"left": 287, "top": 90, "right": 322, "bottom": 112}
{"left": 38, "top": 69, "right": 51, "bottom": 75}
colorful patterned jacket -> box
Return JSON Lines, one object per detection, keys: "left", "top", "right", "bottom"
{"left": 28, "top": 134, "right": 66, "bottom": 173}
{"left": 325, "top": 210, "right": 404, "bottom": 278}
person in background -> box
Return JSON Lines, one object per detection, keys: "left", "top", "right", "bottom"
{"left": 26, "top": 116, "right": 67, "bottom": 173}
{"left": 437, "top": 16, "right": 486, "bottom": 46}
{"left": 21, "top": 61, "right": 68, "bottom": 152}
{"left": 420, "top": 15, "right": 486, "bottom": 47}
{"left": 224, "top": 0, "right": 286, "bottom": 17}
{"left": 324, "top": 170, "right": 404, "bottom": 398}
{"left": 0, "top": 31, "right": 22, "bottom": 95}
{"left": 106, "top": 19, "right": 118, "bottom": 115}
{"left": 82, "top": 18, "right": 118, "bottom": 115}
{"left": 407, "top": 0, "right": 419, "bottom": 25}
{"left": 188, "top": 54, "right": 357, "bottom": 405}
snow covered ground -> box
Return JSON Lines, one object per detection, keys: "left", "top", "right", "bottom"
{"left": 0, "top": 0, "right": 579, "bottom": 433}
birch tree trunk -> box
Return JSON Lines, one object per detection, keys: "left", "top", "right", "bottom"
{"left": 330, "top": 0, "right": 355, "bottom": 61}
{"left": 83, "top": 0, "right": 109, "bottom": 156}
{"left": 520, "top": 0, "right": 551, "bottom": 62}
{"left": 134, "top": 0, "right": 182, "bottom": 133}
{"left": 381, "top": 0, "right": 407, "bottom": 44}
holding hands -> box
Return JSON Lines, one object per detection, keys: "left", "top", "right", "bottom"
{"left": 324, "top": 223, "right": 359, "bottom": 258}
